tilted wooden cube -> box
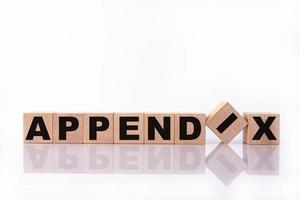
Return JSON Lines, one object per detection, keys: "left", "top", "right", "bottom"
{"left": 206, "top": 102, "right": 247, "bottom": 144}
{"left": 243, "top": 113, "right": 280, "bottom": 145}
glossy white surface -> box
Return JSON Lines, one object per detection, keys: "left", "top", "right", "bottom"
{"left": 0, "top": 0, "right": 300, "bottom": 199}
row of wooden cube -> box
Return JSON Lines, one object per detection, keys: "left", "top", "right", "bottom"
{"left": 24, "top": 102, "right": 280, "bottom": 144}
{"left": 24, "top": 113, "right": 206, "bottom": 144}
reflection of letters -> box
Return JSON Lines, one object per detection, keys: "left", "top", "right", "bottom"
{"left": 147, "top": 146, "right": 172, "bottom": 169}
{"left": 114, "top": 145, "right": 143, "bottom": 173}
{"left": 83, "top": 145, "right": 113, "bottom": 173}
{"left": 59, "top": 146, "right": 78, "bottom": 169}
{"left": 243, "top": 145, "right": 279, "bottom": 175}
{"left": 206, "top": 143, "right": 246, "bottom": 185}
{"left": 26, "top": 145, "right": 50, "bottom": 169}
{"left": 176, "top": 146, "right": 204, "bottom": 170}
{"left": 144, "top": 145, "right": 174, "bottom": 174}
{"left": 23, "top": 144, "right": 52, "bottom": 172}
{"left": 89, "top": 146, "right": 109, "bottom": 169}
{"left": 23, "top": 143, "right": 280, "bottom": 183}
{"left": 119, "top": 147, "right": 139, "bottom": 169}
{"left": 254, "top": 148, "right": 274, "bottom": 170}
{"left": 217, "top": 154, "right": 237, "bottom": 173}
{"left": 52, "top": 145, "right": 83, "bottom": 173}
{"left": 175, "top": 146, "right": 205, "bottom": 174}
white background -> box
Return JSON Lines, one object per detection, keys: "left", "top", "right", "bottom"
{"left": 0, "top": 0, "right": 300, "bottom": 199}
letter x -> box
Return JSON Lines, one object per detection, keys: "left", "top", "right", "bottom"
{"left": 252, "top": 117, "right": 277, "bottom": 140}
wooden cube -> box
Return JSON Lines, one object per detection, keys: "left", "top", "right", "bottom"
{"left": 175, "top": 113, "right": 206, "bottom": 144}
{"left": 144, "top": 113, "right": 174, "bottom": 144}
{"left": 206, "top": 102, "right": 247, "bottom": 144}
{"left": 114, "top": 113, "right": 144, "bottom": 144}
{"left": 53, "top": 113, "right": 83, "bottom": 144}
{"left": 83, "top": 113, "right": 113, "bottom": 144}
{"left": 23, "top": 113, "right": 53, "bottom": 144}
{"left": 243, "top": 113, "right": 280, "bottom": 145}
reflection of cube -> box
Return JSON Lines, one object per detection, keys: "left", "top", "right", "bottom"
{"left": 52, "top": 144, "right": 83, "bottom": 173}
{"left": 206, "top": 143, "right": 246, "bottom": 185}
{"left": 23, "top": 113, "right": 53, "bottom": 144}
{"left": 114, "top": 145, "right": 143, "bottom": 174}
{"left": 83, "top": 113, "right": 113, "bottom": 144}
{"left": 243, "top": 144, "right": 279, "bottom": 175}
{"left": 23, "top": 144, "right": 53, "bottom": 173}
{"left": 144, "top": 145, "right": 174, "bottom": 174}
{"left": 206, "top": 102, "right": 247, "bottom": 144}
{"left": 144, "top": 113, "right": 174, "bottom": 144}
{"left": 174, "top": 113, "right": 206, "bottom": 144}
{"left": 83, "top": 144, "right": 114, "bottom": 173}
{"left": 243, "top": 113, "right": 280, "bottom": 145}
{"left": 174, "top": 145, "right": 205, "bottom": 174}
